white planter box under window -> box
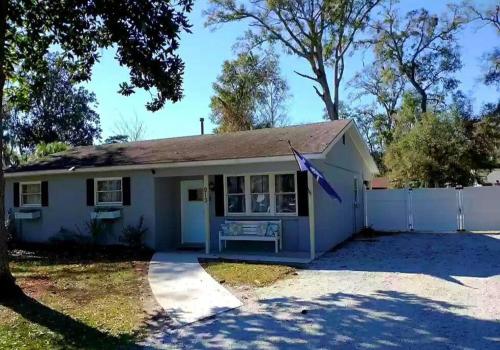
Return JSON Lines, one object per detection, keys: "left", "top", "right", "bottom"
{"left": 15, "top": 210, "right": 41, "bottom": 220}
{"left": 91, "top": 209, "right": 121, "bottom": 220}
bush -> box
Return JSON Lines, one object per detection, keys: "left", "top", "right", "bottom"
{"left": 49, "top": 227, "right": 93, "bottom": 245}
{"left": 76, "top": 219, "right": 109, "bottom": 244}
{"left": 120, "top": 216, "right": 148, "bottom": 249}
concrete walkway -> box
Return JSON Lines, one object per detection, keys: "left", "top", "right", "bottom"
{"left": 148, "top": 252, "right": 242, "bottom": 327}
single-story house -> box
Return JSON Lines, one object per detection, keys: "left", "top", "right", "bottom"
{"left": 5, "top": 120, "right": 378, "bottom": 262}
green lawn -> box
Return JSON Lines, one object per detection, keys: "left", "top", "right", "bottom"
{"left": 0, "top": 245, "right": 154, "bottom": 350}
{"left": 202, "top": 261, "right": 296, "bottom": 287}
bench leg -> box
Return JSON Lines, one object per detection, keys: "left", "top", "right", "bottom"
{"left": 219, "top": 238, "right": 222, "bottom": 252}
{"left": 280, "top": 235, "right": 282, "bottom": 250}
{"left": 275, "top": 240, "right": 278, "bottom": 253}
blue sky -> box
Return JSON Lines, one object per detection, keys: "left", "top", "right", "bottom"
{"left": 83, "top": 0, "right": 499, "bottom": 141}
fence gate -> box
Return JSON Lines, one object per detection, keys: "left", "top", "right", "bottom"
{"left": 366, "top": 186, "right": 500, "bottom": 232}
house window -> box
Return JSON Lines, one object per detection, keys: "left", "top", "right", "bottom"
{"left": 95, "top": 178, "right": 122, "bottom": 205}
{"left": 225, "top": 173, "right": 297, "bottom": 216}
{"left": 275, "top": 174, "right": 297, "bottom": 213}
{"left": 250, "top": 175, "right": 270, "bottom": 213}
{"left": 20, "top": 182, "right": 42, "bottom": 207}
{"left": 226, "top": 176, "right": 245, "bottom": 213}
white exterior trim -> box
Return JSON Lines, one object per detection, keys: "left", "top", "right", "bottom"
{"left": 20, "top": 181, "right": 42, "bottom": 208}
{"left": 5, "top": 154, "right": 324, "bottom": 178}
{"left": 204, "top": 175, "right": 210, "bottom": 254}
{"left": 223, "top": 172, "right": 299, "bottom": 217}
{"left": 94, "top": 177, "right": 123, "bottom": 206}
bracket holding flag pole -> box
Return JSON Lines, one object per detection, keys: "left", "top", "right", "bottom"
{"left": 288, "top": 140, "right": 342, "bottom": 203}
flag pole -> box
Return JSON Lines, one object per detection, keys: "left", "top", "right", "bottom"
{"left": 287, "top": 140, "right": 298, "bottom": 168}
{"left": 288, "top": 140, "right": 311, "bottom": 195}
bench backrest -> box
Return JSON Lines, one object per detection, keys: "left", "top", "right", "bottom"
{"left": 224, "top": 220, "right": 281, "bottom": 236}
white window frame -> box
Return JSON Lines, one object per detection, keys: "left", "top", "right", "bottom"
{"left": 94, "top": 177, "right": 123, "bottom": 206}
{"left": 250, "top": 174, "right": 272, "bottom": 214}
{"left": 224, "top": 175, "right": 246, "bottom": 215}
{"left": 224, "top": 172, "right": 298, "bottom": 216}
{"left": 275, "top": 173, "right": 298, "bottom": 215}
{"left": 20, "top": 181, "right": 42, "bottom": 207}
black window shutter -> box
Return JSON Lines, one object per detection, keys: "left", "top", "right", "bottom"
{"left": 13, "top": 182, "right": 19, "bottom": 207}
{"left": 86, "top": 178, "right": 94, "bottom": 206}
{"left": 122, "top": 177, "right": 131, "bottom": 206}
{"left": 297, "top": 171, "right": 309, "bottom": 216}
{"left": 41, "top": 181, "right": 49, "bottom": 207}
{"left": 214, "top": 175, "right": 224, "bottom": 217}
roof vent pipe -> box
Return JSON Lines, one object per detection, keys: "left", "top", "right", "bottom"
{"left": 200, "top": 117, "right": 205, "bottom": 135}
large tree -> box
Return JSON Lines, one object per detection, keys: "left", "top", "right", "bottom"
{"left": 210, "top": 52, "right": 289, "bottom": 133}
{"left": 385, "top": 100, "right": 500, "bottom": 188}
{"left": 385, "top": 113, "right": 472, "bottom": 188}
{"left": 7, "top": 54, "right": 101, "bottom": 153}
{"left": 371, "top": 5, "right": 466, "bottom": 113}
{"left": 350, "top": 62, "right": 406, "bottom": 149}
{"left": 0, "top": 0, "right": 193, "bottom": 296}
{"left": 463, "top": 3, "right": 499, "bottom": 88}
{"left": 206, "top": 0, "right": 382, "bottom": 120}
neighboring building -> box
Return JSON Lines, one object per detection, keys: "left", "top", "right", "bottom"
{"left": 371, "top": 177, "right": 390, "bottom": 190}
{"left": 486, "top": 169, "right": 500, "bottom": 186}
{"left": 5, "top": 120, "right": 378, "bottom": 262}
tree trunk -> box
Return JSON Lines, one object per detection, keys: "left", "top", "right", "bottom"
{"left": 0, "top": 0, "right": 18, "bottom": 298}
{"left": 331, "top": 55, "right": 343, "bottom": 121}
{"left": 317, "top": 70, "right": 337, "bottom": 120}
{"left": 406, "top": 73, "right": 428, "bottom": 114}
{"left": 333, "top": 73, "right": 340, "bottom": 120}
{"left": 420, "top": 92, "right": 427, "bottom": 114}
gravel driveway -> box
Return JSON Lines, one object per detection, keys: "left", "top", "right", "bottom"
{"left": 146, "top": 233, "right": 500, "bottom": 349}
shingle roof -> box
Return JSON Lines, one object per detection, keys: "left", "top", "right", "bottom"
{"left": 6, "top": 120, "right": 351, "bottom": 173}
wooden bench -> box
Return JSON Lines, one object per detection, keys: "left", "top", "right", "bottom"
{"left": 219, "top": 220, "right": 282, "bottom": 253}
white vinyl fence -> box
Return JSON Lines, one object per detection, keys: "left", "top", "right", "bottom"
{"left": 366, "top": 187, "right": 500, "bottom": 232}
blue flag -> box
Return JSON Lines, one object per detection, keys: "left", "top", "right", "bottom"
{"left": 291, "top": 146, "right": 342, "bottom": 203}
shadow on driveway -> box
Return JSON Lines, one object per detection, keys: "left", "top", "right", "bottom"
{"left": 157, "top": 290, "right": 499, "bottom": 349}
{"left": 147, "top": 233, "right": 500, "bottom": 349}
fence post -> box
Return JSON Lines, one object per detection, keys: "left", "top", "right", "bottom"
{"left": 363, "top": 181, "right": 369, "bottom": 228}
{"left": 456, "top": 185, "right": 464, "bottom": 231}
{"left": 407, "top": 188, "right": 414, "bottom": 231}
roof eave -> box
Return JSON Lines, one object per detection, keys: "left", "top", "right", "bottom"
{"left": 4, "top": 153, "right": 325, "bottom": 178}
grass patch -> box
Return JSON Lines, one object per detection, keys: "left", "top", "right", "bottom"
{"left": 201, "top": 261, "right": 296, "bottom": 287}
{"left": 0, "top": 244, "right": 153, "bottom": 350}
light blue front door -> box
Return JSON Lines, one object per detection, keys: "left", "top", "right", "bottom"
{"left": 181, "top": 180, "right": 206, "bottom": 244}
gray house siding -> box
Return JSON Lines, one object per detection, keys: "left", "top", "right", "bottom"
{"left": 5, "top": 170, "right": 156, "bottom": 248}
{"left": 313, "top": 130, "right": 372, "bottom": 254}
